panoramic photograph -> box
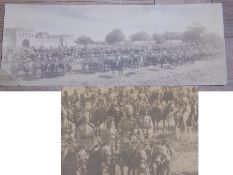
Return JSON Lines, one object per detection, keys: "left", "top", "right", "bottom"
{"left": 61, "top": 86, "right": 198, "bottom": 175}
{"left": 0, "top": 4, "right": 226, "bottom": 86}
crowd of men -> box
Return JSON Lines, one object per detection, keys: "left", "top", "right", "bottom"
{"left": 6, "top": 41, "right": 222, "bottom": 78}
{"left": 61, "top": 87, "right": 198, "bottom": 175}
{"left": 62, "top": 87, "right": 197, "bottom": 140}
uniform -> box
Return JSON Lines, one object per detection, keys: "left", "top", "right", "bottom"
{"left": 140, "top": 115, "right": 154, "bottom": 139}
{"left": 152, "top": 144, "right": 172, "bottom": 175}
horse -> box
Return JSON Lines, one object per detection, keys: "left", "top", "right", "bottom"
{"left": 89, "top": 106, "right": 111, "bottom": 135}
{"left": 61, "top": 109, "right": 76, "bottom": 138}
{"left": 107, "top": 104, "right": 121, "bottom": 129}
{"left": 31, "top": 62, "right": 41, "bottom": 77}
{"left": 61, "top": 148, "right": 78, "bottom": 175}
{"left": 149, "top": 141, "right": 175, "bottom": 175}
{"left": 57, "top": 62, "right": 66, "bottom": 75}
{"left": 11, "top": 61, "right": 30, "bottom": 78}
{"left": 76, "top": 148, "right": 89, "bottom": 175}
{"left": 87, "top": 144, "right": 113, "bottom": 175}
{"left": 149, "top": 103, "right": 173, "bottom": 132}
{"left": 118, "top": 142, "right": 148, "bottom": 175}
{"left": 110, "top": 59, "right": 124, "bottom": 76}
{"left": 61, "top": 146, "right": 89, "bottom": 175}
{"left": 65, "top": 62, "right": 72, "bottom": 72}
{"left": 40, "top": 62, "right": 47, "bottom": 78}
{"left": 47, "top": 62, "right": 56, "bottom": 76}
{"left": 159, "top": 55, "right": 174, "bottom": 68}
{"left": 173, "top": 101, "right": 194, "bottom": 133}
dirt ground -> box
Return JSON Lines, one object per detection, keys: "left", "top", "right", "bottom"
{"left": 172, "top": 131, "right": 198, "bottom": 175}
{"left": 2, "top": 57, "right": 226, "bottom": 86}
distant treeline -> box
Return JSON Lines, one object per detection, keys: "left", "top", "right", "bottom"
{"left": 74, "top": 23, "right": 223, "bottom": 48}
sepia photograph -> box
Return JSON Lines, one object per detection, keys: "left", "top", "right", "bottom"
{"left": 0, "top": 4, "right": 227, "bottom": 86}
{"left": 61, "top": 86, "right": 198, "bottom": 175}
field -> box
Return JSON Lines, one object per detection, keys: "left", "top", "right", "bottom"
{"left": 172, "top": 131, "right": 198, "bottom": 175}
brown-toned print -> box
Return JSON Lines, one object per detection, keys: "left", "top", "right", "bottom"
{"left": 61, "top": 87, "right": 198, "bottom": 175}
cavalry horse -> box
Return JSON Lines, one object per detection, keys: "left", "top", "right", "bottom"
{"left": 118, "top": 142, "right": 148, "bottom": 175}
{"left": 89, "top": 102, "right": 121, "bottom": 134}
{"left": 62, "top": 146, "right": 89, "bottom": 175}
{"left": 87, "top": 144, "right": 113, "bottom": 175}
{"left": 10, "top": 61, "right": 30, "bottom": 78}
{"left": 110, "top": 59, "right": 124, "bottom": 76}
{"left": 148, "top": 103, "right": 174, "bottom": 132}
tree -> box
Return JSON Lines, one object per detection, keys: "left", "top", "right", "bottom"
{"left": 182, "top": 23, "right": 206, "bottom": 43}
{"left": 130, "top": 31, "right": 150, "bottom": 42}
{"left": 35, "top": 32, "right": 50, "bottom": 38}
{"left": 152, "top": 33, "right": 165, "bottom": 44}
{"left": 201, "top": 33, "right": 224, "bottom": 48}
{"left": 105, "top": 29, "right": 126, "bottom": 44}
{"left": 162, "top": 32, "right": 182, "bottom": 40}
{"left": 75, "top": 35, "right": 94, "bottom": 45}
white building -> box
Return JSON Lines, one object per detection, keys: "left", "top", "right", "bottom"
{"left": 3, "top": 28, "right": 75, "bottom": 50}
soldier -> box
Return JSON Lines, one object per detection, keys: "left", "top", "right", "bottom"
{"left": 133, "top": 126, "right": 144, "bottom": 143}
{"left": 139, "top": 111, "right": 154, "bottom": 139}
{"left": 76, "top": 146, "right": 89, "bottom": 175}
{"left": 118, "top": 105, "right": 137, "bottom": 142}
{"left": 88, "top": 135, "right": 112, "bottom": 175}
{"left": 151, "top": 137, "right": 173, "bottom": 175}
{"left": 62, "top": 90, "right": 70, "bottom": 108}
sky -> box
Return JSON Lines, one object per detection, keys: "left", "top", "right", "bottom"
{"left": 4, "top": 4, "right": 224, "bottom": 41}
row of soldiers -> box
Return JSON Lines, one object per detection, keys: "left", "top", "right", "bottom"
{"left": 6, "top": 40, "right": 221, "bottom": 71}
{"left": 62, "top": 87, "right": 197, "bottom": 111}
{"left": 61, "top": 87, "right": 197, "bottom": 142}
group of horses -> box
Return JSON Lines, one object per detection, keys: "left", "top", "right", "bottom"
{"left": 62, "top": 87, "right": 197, "bottom": 138}
{"left": 79, "top": 44, "right": 208, "bottom": 75}
{"left": 9, "top": 42, "right": 214, "bottom": 78}
{"left": 61, "top": 87, "right": 197, "bottom": 175}
{"left": 62, "top": 134, "right": 174, "bottom": 175}
{"left": 10, "top": 59, "right": 72, "bottom": 78}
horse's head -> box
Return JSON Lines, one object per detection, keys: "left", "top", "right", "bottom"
{"left": 100, "top": 144, "right": 112, "bottom": 167}
{"left": 136, "top": 146, "right": 148, "bottom": 173}
{"left": 76, "top": 148, "right": 89, "bottom": 169}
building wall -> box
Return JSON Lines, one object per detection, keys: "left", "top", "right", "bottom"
{"left": 15, "top": 30, "right": 35, "bottom": 49}
{"left": 4, "top": 28, "right": 62, "bottom": 50}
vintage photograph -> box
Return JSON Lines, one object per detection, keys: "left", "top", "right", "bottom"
{"left": 61, "top": 86, "right": 198, "bottom": 175}
{"left": 1, "top": 4, "right": 226, "bottom": 86}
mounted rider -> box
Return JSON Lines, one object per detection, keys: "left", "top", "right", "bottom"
{"left": 118, "top": 104, "right": 138, "bottom": 142}
{"left": 150, "top": 134, "right": 174, "bottom": 175}
{"left": 138, "top": 109, "right": 154, "bottom": 139}
{"left": 88, "top": 135, "right": 112, "bottom": 175}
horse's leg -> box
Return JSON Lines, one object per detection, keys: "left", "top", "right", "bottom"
{"left": 157, "top": 120, "right": 159, "bottom": 131}
{"left": 120, "top": 164, "right": 124, "bottom": 175}
{"left": 132, "top": 168, "right": 136, "bottom": 175}
{"left": 109, "top": 162, "right": 116, "bottom": 175}
{"left": 127, "top": 167, "right": 131, "bottom": 175}
{"left": 100, "top": 166, "right": 105, "bottom": 175}
{"left": 163, "top": 119, "right": 166, "bottom": 132}
{"left": 94, "top": 120, "right": 98, "bottom": 136}
{"left": 183, "top": 117, "right": 187, "bottom": 133}
{"left": 153, "top": 119, "right": 156, "bottom": 133}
